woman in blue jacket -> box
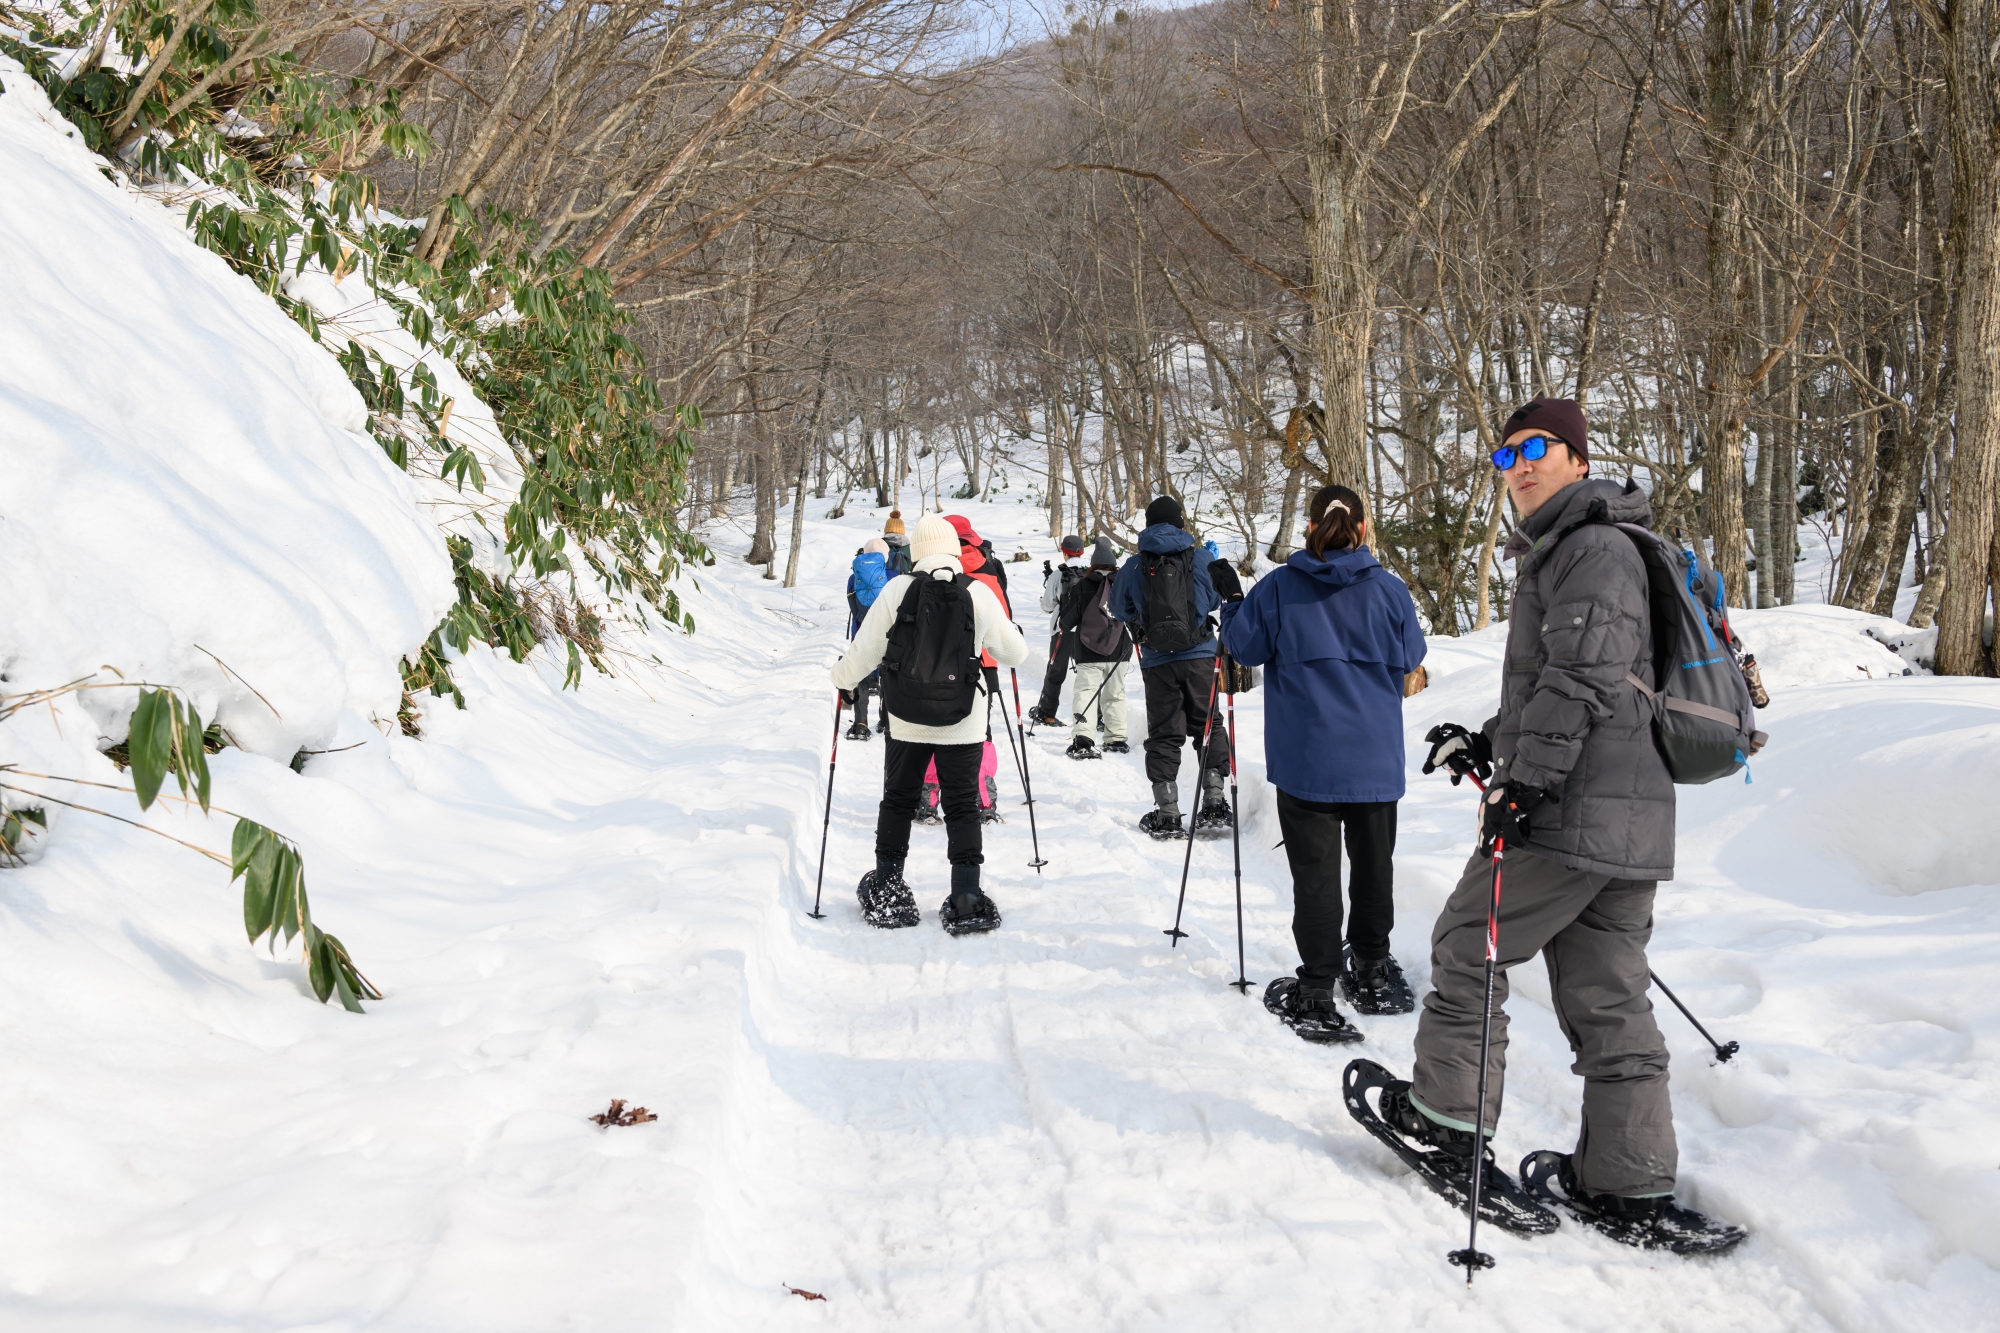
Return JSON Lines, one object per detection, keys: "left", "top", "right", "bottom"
{"left": 1220, "top": 485, "right": 1427, "bottom": 1045}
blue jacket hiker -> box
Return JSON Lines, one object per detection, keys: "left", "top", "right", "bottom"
{"left": 1111, "top": 496, "right": 1230, "bottom": 838}
{"left": 1220, "top": 484, "right": 1428, "bottom": 1040}
{"left": 843, "top": 539, "right": 892, "bottom": 738}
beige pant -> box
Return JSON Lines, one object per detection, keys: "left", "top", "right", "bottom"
{"left": 1070, "top": 661, "right": 1127, "bottom": 742}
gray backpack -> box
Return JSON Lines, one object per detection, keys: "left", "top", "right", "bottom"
{"left": 1612, "top": 524, "right": 1768, "bottom": 783}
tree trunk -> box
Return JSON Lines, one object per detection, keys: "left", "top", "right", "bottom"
{"left": 1933, "top": 0, "right": 2000, "bottom": 674}
{"left": 1299, "top": 0, "right": 1371, "bottom": 493}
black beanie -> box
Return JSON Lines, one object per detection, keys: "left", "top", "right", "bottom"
{"left": 1145, "top": 495, "right": 1185, "bottom": 528}
{"left": 1501, "top": 398, "right": 1589, "bottom": 461}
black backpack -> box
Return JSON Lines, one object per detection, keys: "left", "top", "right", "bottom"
{"left": 1140, "top": 547, "right": 1202, "bottom": 653}
{"left": 1078, "top": 575, "right": 1125, "bottom": 657}
{"left": 881, "top": 572, "right": 981, "bottom": 726}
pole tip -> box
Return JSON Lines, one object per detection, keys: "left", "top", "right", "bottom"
{"left": 1229, "top": 977, "right": 1253, "bottom": 993}
{"left": 806, "top": 910, "right": 827, "bottom": 920}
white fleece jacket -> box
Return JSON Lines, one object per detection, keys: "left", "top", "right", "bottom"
{"left": 831, "top": 553, "right": 1029, "bottom": 745}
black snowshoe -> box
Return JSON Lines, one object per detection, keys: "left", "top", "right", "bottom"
{"left": 1067, "top": 736, "right": 1100, "bottom": 760}
{"left": 940, "top": 889, "right": 1002, "bottom": 936}
{"left": 1103, "top": 739, "right": 1129, "bottom": 754}
{"left": 1191, "top": 771, "right": 1233, "bottom": 839}
{"left": 1263, "top": 977, "right": 1364, "bottom": 1045}
{"left": 1138, "top": 808, "right": 1184, "bottom": 840}
{"left": 1341, "top": 949, "right": 1416, "bottom": 1016}
{"left": 913, "top": 783, "right": 944, "bottom": 826}
{"left": 1342, "top": 1059, "right": 1560, "bottom": 1237}
{"left": 978, "top": 777, "right": 1003, "bottom": 825}
{"left": 856, "top": 867, "right": 919, "bottom": 929}
{"left": 1519, "top": 1151, "right": 1748, "bottom": 1256}
{"left": 1027, "top": 703, "right": 1057, "bottom": 727}
{"left": 845, "top": 719, "right": 872, "bottom": 741}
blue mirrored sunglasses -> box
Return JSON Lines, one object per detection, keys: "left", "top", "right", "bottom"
{"left": 1491, "top": 434, "right": 1558, "bottom": 470}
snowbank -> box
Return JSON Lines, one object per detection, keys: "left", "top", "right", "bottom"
{"left": 0, "top": 52, "right": 454, "bottom": 764}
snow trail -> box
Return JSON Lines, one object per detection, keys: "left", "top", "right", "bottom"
{"left": 3, "top": 487, "right": 1995, "bottom": 1330}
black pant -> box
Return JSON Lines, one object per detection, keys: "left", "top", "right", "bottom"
{"left": 1140, "top": 655, "right": 1230, "bottom": 783}
{"left": 1275, "top": 789, "right": 1398, "bottom": 988}
{"left": 1036, "top": 629, "right": 1072, "bottom": 716}
{"left": 851, "top": 675, "right": 877, "bottom": 727}
{"left": 878, "top": 737, "right": 985, "bottom": 870}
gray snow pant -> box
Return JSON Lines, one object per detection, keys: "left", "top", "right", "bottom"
{"left": 1411, "top": 846, "right": 1675, "bottom": 1197}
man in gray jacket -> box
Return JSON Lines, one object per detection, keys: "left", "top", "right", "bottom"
{"left": 1393, "top": 397, "right": 1742, "bottom": 1251}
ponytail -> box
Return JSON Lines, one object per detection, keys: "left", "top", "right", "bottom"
{"left": 1305, "top": 485, "right": 1366, "bottom": 558}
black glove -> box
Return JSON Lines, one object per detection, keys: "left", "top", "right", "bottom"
{"left": 1422, "top": 723, "right": 1493, "bottom": 787}
{"left": 1479, "top": 781, "right": 1549, "bottom": 853}
{"left": 1043, "top": 560, "right": 1053, "bottom": 577}
{"left": 839, "top": 688, "right": 856, "bottom": 706}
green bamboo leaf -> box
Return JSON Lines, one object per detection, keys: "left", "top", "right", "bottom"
{"left": 230, "top": 817, "right": 262, "bottom": 881}
{"left": 128, "top": 691, "right": 165, "bottom": 809}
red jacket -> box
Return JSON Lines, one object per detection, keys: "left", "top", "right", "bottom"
{"left": 961, "top": 543, "right": 1010, "bottom": 667}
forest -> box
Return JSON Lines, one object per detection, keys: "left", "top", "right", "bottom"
{"left": 10, "top": 0, "right": 1993, "bottom": 661}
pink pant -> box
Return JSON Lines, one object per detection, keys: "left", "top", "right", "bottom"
{"left": 925, "top": 742, "right": 998, "bottom": 807}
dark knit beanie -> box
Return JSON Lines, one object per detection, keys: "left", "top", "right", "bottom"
{"left": 1060, "top": 534, "right": 1085, "bottom": 555}
{"left": 1144, "top": 495, "right": 1185, "bottom": 528}
{"left": 1501, "top": 398, "right": 1589, "bottom": 462}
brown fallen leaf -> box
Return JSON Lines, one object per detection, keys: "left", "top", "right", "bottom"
{"left": 784, "top": 1286, "right": 827, "bottom": 1302}
{"left": 589, "top": 1098, "right": 658, "bottom": 1127}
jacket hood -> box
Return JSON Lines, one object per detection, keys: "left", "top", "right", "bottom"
{"left": 1506, "top": 477, "right": 1654, "bottom": 573}
{"left": 1137, "top": 522, "right": 1194, "bottom": 554}
{"left": 1284, "top": 545, "right": 1382, "bottom": 589}
{"left": 959, "top": 542, "right": 987, "bottom": 574}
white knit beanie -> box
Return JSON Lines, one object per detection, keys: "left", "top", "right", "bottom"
{"left": 909, "top": 512, "right": 960, "bottom": 563}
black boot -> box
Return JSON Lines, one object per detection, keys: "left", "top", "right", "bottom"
{"left": 1066, "top": 736, "right": 1099, "bottom": 760}
{"left": 1262, "top": 977, "right": 1364, "bottom": 1044}
{"left": 940, "top": 864, "right": 1001, "bottom": 935}
{"left": 1341, "top": 952, "right": 1415, "bottom": 1015}
{"left": 846, "top": 718, "right": 872, "bottom": 741}
{"left": 1138, "top": 780, "right": 1184, "bottom": 839}
{"left": 1103, "top": 738, "right": 1129, "bottom": 753}
{"left": 856, "top": 860, "right": 919, "bottom": 928}
{"left": 1194, "top": 767, "right": 1232, "bottom": 830}
{"left": 1519, "top": 1152, "right": 1749, "bottom": 1255}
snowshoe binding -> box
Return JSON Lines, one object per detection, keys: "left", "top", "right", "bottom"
{"left": 1263, "top": 977, "right": 1364, "bottom": 1045}
{"left": 1342, "top": 1059, "right": 1559, "bottom": 1237}
{"left": 1341, "top": 950, "right": 1416, "bottom": 1016}
{"left": 913, "top": 783, "right": 944, "bottom": 826}
{"left": 1103, "top": 739, "right": 1129, "bottom": 754}
{"left": 940, "top": 889, "right": 1002, "bottom": 936}
{"left": 856, "top": 866, "right": 919, "bottom": 929}
{"left": 1027, "top": 703, "right": 1057, "bottom": 727}
{"left": 1067, "top": 736, "right": 1100, "bottom": 760}
{"left": 1140, "top": 781, "right": 1185, "bottom": 840}
{"left": 845, "top": 719, "right": 872, "bottom": 741}
{"left": 978, "top": 776, "right": 1003, "bottom": 825}
{"left": 1519, "top": 1151, "right": 1748, "bottom": 1256}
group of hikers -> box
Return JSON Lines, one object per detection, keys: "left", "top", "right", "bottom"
{"left": 825, "top": 396, "right": 1757, "bottom": 1259}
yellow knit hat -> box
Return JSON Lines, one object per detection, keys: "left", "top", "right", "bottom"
{"left": 909, "top": 512, "right": 960, "bottom": 564}
{"left": 883, "top": 508, "right": 906, "bottom": 535}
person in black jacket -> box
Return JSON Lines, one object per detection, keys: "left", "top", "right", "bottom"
{"left": 1058, "top": 538, "right": 1132, "bottom": 758}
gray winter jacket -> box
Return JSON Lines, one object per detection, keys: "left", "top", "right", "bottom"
{"left": 1487, "top": 477, "right": 1675, "bottom": 880}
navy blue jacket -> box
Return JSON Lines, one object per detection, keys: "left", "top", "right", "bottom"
{"left": 1111, "top": 523, "right": 1221, "bottom": 667}
{"left": 1220, "top": 546, "right": 1427, "bottom": 804}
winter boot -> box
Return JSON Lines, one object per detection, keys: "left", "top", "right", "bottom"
{"left": 1027, "top": 703, "right": 1056, "bottom": 726}
{"left": 939, "top": 865, "right": 1001, "bottom": 936}
{"left": 1378, "top": 1080, "right": 1484, "bottom": 1162}
{"left": 913, "top": 783, "right": 944, "bottom": 826}
{"left": 1519, "top": 1151, "right": 1748, "bottom": 1256}
{"left": 1341, "top": 951, "right": 1416, "bottom": 1015}
{"left": 1138, "top": 780, "right": 1184, "bottom": 839}
{"left": 1194, "top": 767, "right": 1232, "bottom": 831}
{"left": 1103, "top": 738, "right": 1129, "bottom": 754}
{"left": 1262, "top": 977, "right": 1364, "bottom": 1044}
{"left": 856, "top": 860, "right": 919, "bottom": 929}
{"left": 1066, "top": 736, "right": 1099, "bottom": 760}
{"left": 846, "top": 719, "right": 872, "bottom": 741}
{"left": 978, "top": 775, "right": 1003, "bottom": 824}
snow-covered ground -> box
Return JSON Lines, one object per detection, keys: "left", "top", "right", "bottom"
{"left": 0, "top": 485, "right": 1993, "bottom": 1329}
